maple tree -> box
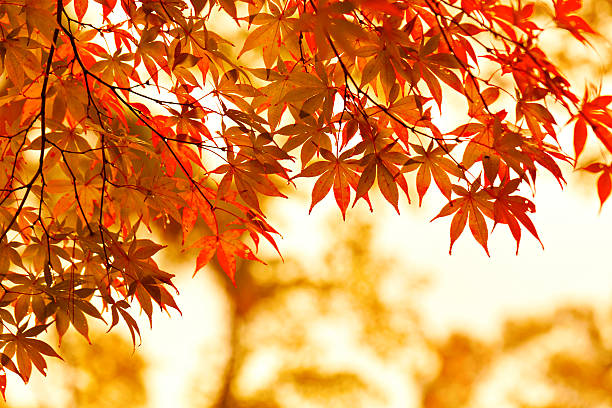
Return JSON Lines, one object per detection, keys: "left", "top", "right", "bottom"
{"left": 0, "top": 0, "right": 610, "bottom": 393}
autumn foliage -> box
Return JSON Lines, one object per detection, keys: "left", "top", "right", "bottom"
{"left": 0, "top": 0, "right": 610, "bottom": 393}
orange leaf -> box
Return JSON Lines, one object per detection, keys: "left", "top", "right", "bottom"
{"left": 309, "top": 171, "right": 334, "bottom": 213}
{"left": 333, "top": 168, "right": 351, "bottom": 220}
{"left": 0, "top": 369, "right": 5, "bottom": 401}
{"left": 416, "top": 162, "right": 431, "bottom": 206}
{"left": 468, "top": 204, "right": 490, "bottom": 256}
{"left": 182, "top": 207, "right": 198, "bottom": 244}
{"left": 217, "top": 243, "right": 237, "bottom": 284}
{"left": 597, "top": 171, "right": 612, "bottom": 209}
{"left": 377, "top": 163, "right": 399, "bottom": 213}
{"left": 75, "top": 0, "right": 88, "bottom": 20}
{"left": 16, "top": 346, "right": 31, "bottom": 383}
{"left": 574, "top": 117, "right": 587, "bottom": 159}
{"left": 354, "top": 162, "right": 376, "bottom": 205}
{"left": 193, "top": 236, "right": 217, "bottom": 275}
{"left": 449, "top": 207, "right": 468, "bottom": 254}
{"left": 71, "top": 307, "right": 90, "bottom": 343}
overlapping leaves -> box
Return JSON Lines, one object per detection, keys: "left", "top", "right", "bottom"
{"left": 0, "top": 0, "right": 609, "bottom": 393}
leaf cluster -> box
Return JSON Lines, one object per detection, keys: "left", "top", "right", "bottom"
{"left": 0, "top": 0, "right": 609, "bottom": 392}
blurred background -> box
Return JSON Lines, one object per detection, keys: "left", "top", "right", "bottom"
{"left": 4, "top": 176, "right": 612, "bottom": 408}
{"left": 4, "top": 0, "right": 612, "bottom": 407}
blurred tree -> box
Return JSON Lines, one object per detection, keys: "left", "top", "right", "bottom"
{"left": 56, "top": 331, "right": 148, "bottom": 408}
{"left": 421, "top": 334, "right": 491, "bottom": 408}
{"left": 421, "top": 307, "right": 612, "bottom": 408}
{"left": 0, "top": 330, "right": 147, "bottom": 408}
{"left": 187, "top": 217, "right": 612, "bottom": 408}
{"left": 189, "top": 218, "right": 433, "bottom": 407}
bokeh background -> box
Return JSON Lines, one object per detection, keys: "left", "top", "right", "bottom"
{"left": 4, "top": 0, "right": 612, "bottom": 407}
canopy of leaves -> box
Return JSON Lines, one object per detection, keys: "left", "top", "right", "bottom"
{"left": 0, "top": 0, "right": 610, "bottom": 391}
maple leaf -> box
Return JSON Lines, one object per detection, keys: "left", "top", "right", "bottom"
{"left": 192, "top": 229, "right": 262, "bottom": 284}
{"left": 487, "top": 178, "right": 543, "bottom": 254}
{"left": 574, "top": 94, "right": 612, "bottom": 159}
{"left": 404, "top": 141, "right": 462, "bottom": 205}
{"left": 294, "top": 148, "right": 364, "bottom": 219}
{"left": 134, "top": 28, "right": 169, "bottom": 86}
{"left": 553, "top": 0, "right": 596, "bottom": 43}
{"left": 432, "top": 179, "right": 493, "bottom": 256}
{"left": 583, "top": 162, "right": 612, "bottom": 210}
